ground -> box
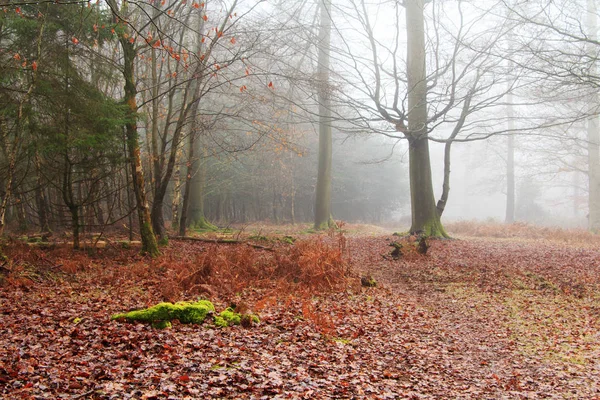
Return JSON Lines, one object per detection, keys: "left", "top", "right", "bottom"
{"left": 1, "top": 222, "right": 599, "bottom": 399}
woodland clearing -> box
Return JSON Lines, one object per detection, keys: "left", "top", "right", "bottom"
{"left": 1, "top": 222, "right": 599, "bottom": 399}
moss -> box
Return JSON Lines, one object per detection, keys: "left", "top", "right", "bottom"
{"left": 330, "top": 337, "right": 351, "bottom": 345}
{"left": 214, "top": 307, "right": 242, "bottom": 327}
{"left": 152, "top": 320, "right": 172, "bottom": 329}
{"left": 158, "top": 236, "right": 169, "bottom": 246}
{"left": 111, "top": 300, "right": 215, "bottom": 325}
{"left": 214, "top": 308, "right": 260, "bottom": 328}
{"left": 249, "top": 234, "right": 270, "bottom": 242}
{"left": 389, "top": 241, "right": 403, "bottom": 259}
{"left": 361, "top": 275, "right": 377, "bottom": 287}
{"left": 193, "top": 217, "right": 218, "bottom": 232}
{"left": 421, "top": 218, "right": 450, "bottom": 239}
{"left": 140, "top": 221, "right": 160, "bottom": 257}
{"left": 281, "top": 236, "right": 295, "bottom": 244}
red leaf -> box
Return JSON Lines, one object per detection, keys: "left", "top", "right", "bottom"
{"left": 72, "top": 37, "right": 79, "bottom": 45}
{"left": 31, "top": 61, "right": 37, "bottom": 71}
{"left": 203, "top": 14, "right": 208, "bottom": 21}
{"left": 177, "top": 375, "right": 190, "bottom": 382}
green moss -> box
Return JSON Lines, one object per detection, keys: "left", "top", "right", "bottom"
{"left": 158, "top": 236, "right": 169, "bottom": 246}
{"left": 152, "top": 320, "right": 172, "bottom": 329}
{"left": 330, "top": 337, "right": 351, "bottom": 345}
{"left": 281, "top": 236, "right": 295, "bottom": 244}
{"left": 111, "top": 300, "right": 215, "bottom": 325}
{"left": 193, "top": 217, "right": 218, "bottom": 232}
{"left": 361, "top": 275, "right": 377, "bottom": 287}
{"left": 214, "top": 307, "right": 242, "bottom": 327}
{"left": 421, "top": 218, "right": 450, "bottom": 239}
{"left": 249, "top": 234, "right": 270, "bottom": 242}
{"left": 214, "top": 308, "right": 260, "bottom": 328}
{"left": 140, "top": 221, "right": 160, "bottom": 257}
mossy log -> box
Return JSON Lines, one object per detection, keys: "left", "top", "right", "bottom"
{"left": 111, "top": 300, "right": 215, "bottom": 325}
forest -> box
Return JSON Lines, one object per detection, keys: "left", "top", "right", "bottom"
{"left": 1, "top": 0, "right": 599, "bottom": 398}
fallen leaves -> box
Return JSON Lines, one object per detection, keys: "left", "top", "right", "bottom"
{"left": 1, "top": 226, "right": 599, "bottom": 398}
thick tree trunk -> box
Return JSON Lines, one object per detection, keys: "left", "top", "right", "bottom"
{"left": 314, "top": 0, "right": 334, "bottom": 230}
{"left": 408, "top": 137, "right": 447, "bottom": 236}
{"left": 406, "top": 0, "right": 447, "bottom": 237}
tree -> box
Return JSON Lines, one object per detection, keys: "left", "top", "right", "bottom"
{"left": 502, "top": 0, "right": 600, "bottom": 230}
{"left": 105, "top": 0, "right": 159, "bottom": 256}
{"left": 314, "top": 0, "right": 334, "bottom": 230}
{"left": 336, "top": 0, "right": 515, "bottom": 236}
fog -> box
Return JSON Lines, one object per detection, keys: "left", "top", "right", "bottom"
{"left": 0, "top": 0, "right": 598, "bottom": 244}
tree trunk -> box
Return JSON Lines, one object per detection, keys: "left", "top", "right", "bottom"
{"left": 587, "top": 0, "right": 600, "bottom": 232}
{"left": 406, "top": 0, "right": 447, "bottom": 237}
{"left": 588, "top": 115, "right": 600, "bottom": 231}
{"left": 171, "top": 158, "right": 181, "bottom": 232}
{"left": 505, "top": 132, "right": 515, "bottom": 224}
{"left": 314, "top": 0, "right": 334, "bottom": 230}
{"left": 505, "top": 88, "right": 516, "bottom": 223}
{"left": 69, "top": 205, "right": 80, "bottom": 250}
{"left": 113, "top": 2, "right": 159, "bottom": 256}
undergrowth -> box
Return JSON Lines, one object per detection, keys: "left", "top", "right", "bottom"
{"left": 446, "top": 220, "right": 600, "bottom": 244}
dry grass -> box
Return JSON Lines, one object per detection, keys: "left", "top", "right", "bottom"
{"left": 0, "top": 233, "right": 354, "bottom": 306}
{"left": 445, "top": 220, "right": 600, "bottom": 245}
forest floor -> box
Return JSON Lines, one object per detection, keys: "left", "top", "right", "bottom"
{"left": 1, "top": 222, "right": 600, "bottom": 399}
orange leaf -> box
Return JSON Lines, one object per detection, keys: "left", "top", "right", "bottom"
{"left": 192, "top": 2, "right": 199, "bottom": 8}
{"left": 129, "top": 37, "right": 135, "bottom": 43}
{"left": 15, "top": 7, "right": 21, "bottom": 14}
{"left": 230, "top": 37, "right": 236, "bottom": 44}
{"left": 31, "top": 61, "right": 37, "bottom": 71}
{"left": 72, "top": 37, "right": 79, "bottom": 45}
{"left": 202, "top": 14, "right": 208, "bottom": 21}
{"left": 13, "top": 53, "right": 21, "bottom": 60}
